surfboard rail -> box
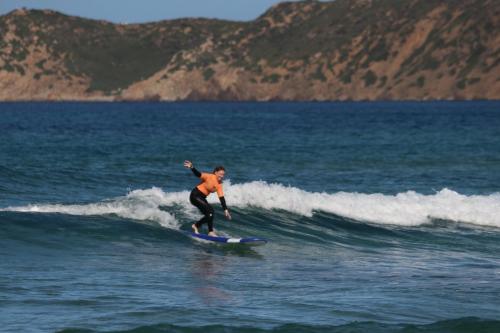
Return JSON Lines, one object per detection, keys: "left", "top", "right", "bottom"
{"left": 187, "top": 232, "right": 267, "bottom": 246}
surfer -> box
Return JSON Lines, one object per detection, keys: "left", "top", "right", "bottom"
{"left": 184, "top": 160, "right": 231, "bottom": 236}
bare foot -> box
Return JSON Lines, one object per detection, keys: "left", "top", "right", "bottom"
{"left": 191, "top": 224, "right": 199, "bottom": 234}
{"left": 208, "top": 231, "right": 218, "bottom": 237}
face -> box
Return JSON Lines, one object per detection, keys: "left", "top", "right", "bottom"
{"left": 215, "top": 170, "right": 225, "bottom": 182}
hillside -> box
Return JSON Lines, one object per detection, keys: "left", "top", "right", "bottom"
{"left": 0, "top": 0, "right": 499, "bottom": 101}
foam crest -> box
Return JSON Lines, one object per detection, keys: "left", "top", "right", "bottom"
{"left": 222, "top": 181, "right": 500, "bottom": 227}
{"left": 2, "top": 182, "right": 500, "bottom": 228}
{"left": 1, "top": 187, "right": 188, "bottom": 229}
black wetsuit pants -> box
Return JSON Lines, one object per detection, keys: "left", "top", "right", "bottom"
{"left": 190, "top": 187, "right": 214, "bottom": 232}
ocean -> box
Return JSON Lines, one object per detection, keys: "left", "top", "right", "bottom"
{"left": 1, "top": 101, "right": 499, "bottom": 333}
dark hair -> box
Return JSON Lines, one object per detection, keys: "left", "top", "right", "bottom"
{"left": 213, "top": 166, "right": 225, "bottom": 173}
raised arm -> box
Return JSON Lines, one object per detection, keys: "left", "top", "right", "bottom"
{"left": 184, "top": 160, "right": 201, "bottom": 178}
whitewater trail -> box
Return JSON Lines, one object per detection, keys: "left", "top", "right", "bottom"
{"left": 2, "top": 181, "right": 500, "bottom": 229}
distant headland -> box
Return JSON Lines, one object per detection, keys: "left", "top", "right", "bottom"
{"left": 0, "top": 0, "right": 498, "bottom": 101}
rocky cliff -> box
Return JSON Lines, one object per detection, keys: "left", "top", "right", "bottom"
{"left": 0, "top": 0, "right": 499, "bottom": 101}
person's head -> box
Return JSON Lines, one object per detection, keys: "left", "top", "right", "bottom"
{"left": 213, "top": 166, "right": 226, "bottom": 182}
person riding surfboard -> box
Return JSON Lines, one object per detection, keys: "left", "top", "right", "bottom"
{"left": 184, "top": 160, "right": 231, "bottom": 236}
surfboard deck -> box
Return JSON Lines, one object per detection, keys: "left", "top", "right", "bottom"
{"left": 187, "top": 232, "right": 267, "bottom": 246}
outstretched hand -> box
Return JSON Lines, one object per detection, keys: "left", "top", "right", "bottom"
{"left": 184, "top": 160, "right": 193, "bottom": 169}
{"left": 225, "top": 209, "right": 232, "bottom": 220}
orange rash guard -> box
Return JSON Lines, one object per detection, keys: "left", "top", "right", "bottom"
{"left": 196, "top": 173, "right": 224, "bottom": 197}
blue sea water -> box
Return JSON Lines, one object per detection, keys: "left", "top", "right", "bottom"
{"left": 0, "top": 101, "right": 500, "bottom": 333}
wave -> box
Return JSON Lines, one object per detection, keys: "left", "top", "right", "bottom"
{"left": 0, "top": 187, "right": 184, "bottom": 229}
{"left": 226, "top": 182, "right": 500, "bottom": 228}
{"left": 2, "top": 181, "right": 500, "bottom": 229}
{"left": 55, "top": 317, "right": 500, "bottom": 333}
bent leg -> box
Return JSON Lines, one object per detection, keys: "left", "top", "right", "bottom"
{"left": 190, "top": 193, "right": 215, "bottom": 232}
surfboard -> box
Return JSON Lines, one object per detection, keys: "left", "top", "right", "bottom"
{"left": 187, "top": 232, "right": 267, "bottom": 246}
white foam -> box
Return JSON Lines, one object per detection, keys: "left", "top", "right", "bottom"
{"left": 2, "top": 182, "right": 500, "bottom": 228}
{"left": 223, "top": 181, "right": 500, "bottom": 227}
{"left": 1, "top": 187, "right": 186, "bottom": 229}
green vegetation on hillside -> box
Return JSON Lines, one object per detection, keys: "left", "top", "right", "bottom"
{"left": 0, "top": 0, "right": 498, "bottom": 100}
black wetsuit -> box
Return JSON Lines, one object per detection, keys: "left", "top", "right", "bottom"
{"left": 189, "top": 167, "right": 227, "bottom": 233}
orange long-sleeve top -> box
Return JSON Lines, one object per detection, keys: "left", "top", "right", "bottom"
{"left": 196, "top": 172, "right": 224, "bottom": 197}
